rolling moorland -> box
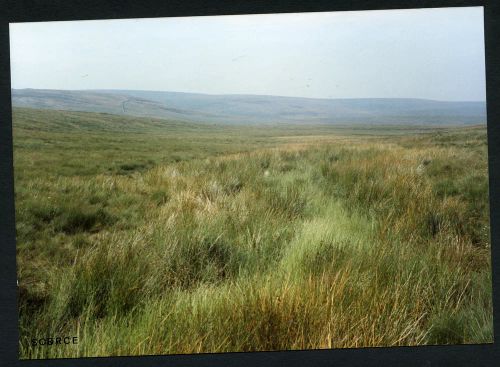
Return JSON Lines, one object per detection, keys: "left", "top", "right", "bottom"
{"left": 12, "top": 94, "right": 492, "bottom": 358}
{"left": 12, "top": 88, "right": 487, "bottom": 125}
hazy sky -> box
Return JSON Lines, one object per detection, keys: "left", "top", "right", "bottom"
{"left": 9, "top": 7, "right": 485, "bottom": 101}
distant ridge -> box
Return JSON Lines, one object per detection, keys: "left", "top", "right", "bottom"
{"left": 11, "top": 88, "right": 487, "bottom": 125}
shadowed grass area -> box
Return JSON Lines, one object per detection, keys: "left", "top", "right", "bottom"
{"left": 13, "top": 108, "right": 492, "bottom": 359}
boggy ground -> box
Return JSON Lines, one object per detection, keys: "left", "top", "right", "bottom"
{"left": 13, "top": 108, "right": 492, "bottom": 358}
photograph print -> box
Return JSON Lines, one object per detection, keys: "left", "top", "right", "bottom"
{"left": 9, "top": 6, "right": 492, "bottom": 359}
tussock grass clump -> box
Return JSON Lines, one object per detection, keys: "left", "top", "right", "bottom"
{"left": 23, "top": 200, "right": 115, "bottom": 235}
{"left": 14, "top": 109, "right": 492, "bottom": 359}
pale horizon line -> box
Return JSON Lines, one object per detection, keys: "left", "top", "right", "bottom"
{"left": 11, "top": 87, "right": 487, "bottom": 104}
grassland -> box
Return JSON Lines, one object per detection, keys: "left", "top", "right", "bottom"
{"left": 13, "top": 107, "right": 492, "bottom": 359}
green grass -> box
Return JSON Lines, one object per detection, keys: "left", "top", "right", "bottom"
{"left": 13, "top": 107, "right": 492, "bottom": 359}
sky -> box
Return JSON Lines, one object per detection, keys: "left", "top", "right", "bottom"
{"left": 9, "top": 7, "right": 486, "bottom": 101}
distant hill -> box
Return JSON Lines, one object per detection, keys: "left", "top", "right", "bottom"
{"left": 11, "top": 88, "right": 487, "bottom": 125}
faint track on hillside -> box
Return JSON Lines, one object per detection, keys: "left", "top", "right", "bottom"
{"left": 121, "top": 99, "right": 131, "bottom": 113}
